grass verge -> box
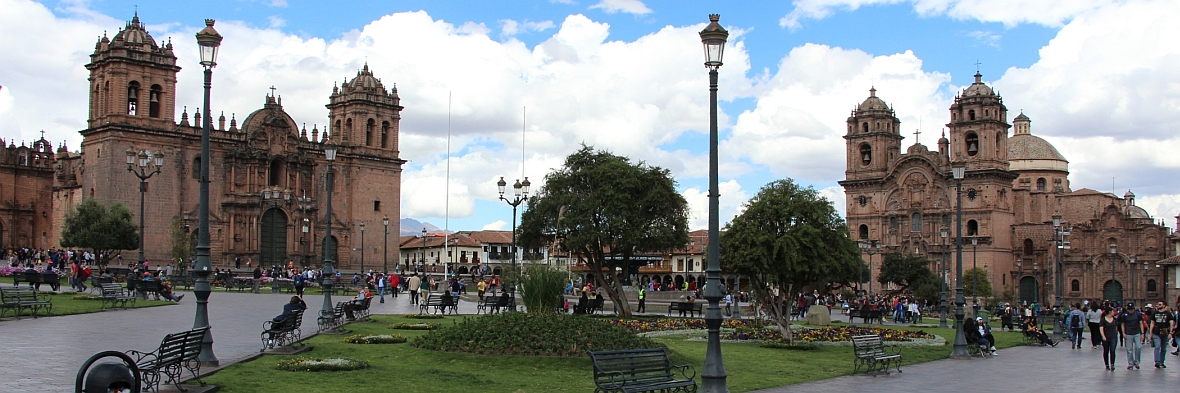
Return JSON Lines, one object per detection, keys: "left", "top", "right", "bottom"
{"left": 1, "top": 290, "right": 176, "bottom": 318}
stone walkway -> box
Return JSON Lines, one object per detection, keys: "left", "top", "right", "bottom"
{"left": 5, "top": 289, "right": 1175, "bottom": 392}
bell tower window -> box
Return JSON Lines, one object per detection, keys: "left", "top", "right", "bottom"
{"left": 862, "top": 122, "right": 869, "bottom": 133}
{"left": 965, "top": 132, "right": 979, "bottom": 156}
{"left": 968, "top": 110, "right": 976, "bottom": 120}
{"left": 1036, "top": 178, "right": 1046, "bottom": 191}
{"left": 365, "top": 119, "right": 375, "bottom": 146}
{"left": 127, "top": 81, "right": 140, "bottom": 116}
{"left": 858, "top": 224, "right": 869, "bottom": 240}
{"left": 860, "top": 144, "right": 872, "bottom": 165}
{"left": 381, "top": 121, "right": 390, "bottom": 148}
{"left": 968, "top": 220, "right": 979, "bottom": 236}
{"left": 149, "top": 85, "right": 162, "bottom": 118}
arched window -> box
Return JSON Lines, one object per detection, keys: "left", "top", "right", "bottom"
{"left": 1036, "top": 178, "right": 1046, "bottom": 191}
{"left": 1148, "top": 279, "right": 1157, "bottom": 292}
{"left": 269, "top": 159, "right": 283, "bottom": 186}
{"left": 889, "top": 216, "right": 898, "bottom": 230}
{"left": 192, "top": 156, "right": 201, "bottom": 179}
{"left": 965, "top": 132, "right": 979, "bottom": 156}
{"left": 860, "top": 143, "right": 872, "bottom": 165}
{"left": 862, "top": 122, "right": 869, "bottom": 133}
{"left": 127, "top": 81, "right": 140, "bottom": 115}
{"left": 968, "top": 109, "right": 976, "bottom": 120}
{"left": 858, "top": 224, "right": 869, "bottom": 240}
{"left": 149, "top": 84, "right": 162, "bottom": 118}
{"left": 967, "top": 220, "right": 979, "bottom": 236}
{"left": 984, "top": 109, "right": 989, "bottom": 117}
{"left": 942, "top": 214, "right": 950, "bottom": 228}
{"left": 365, "top": 119, "right": 374, "bottom": 146}
{"left": 345, "top": 118, "right": 353, "bottom": 141}
{"left": 1023, "top": 239, "right": 1034, "bottom": 255}
{"left": 1071, "top": 279, "right": 1080, "bottom": 292}
{"left": 911, "top": 212, "right": 922, "bottom": 232}
{"left": 381, "top": 121, "right": 389, "bottom": 148}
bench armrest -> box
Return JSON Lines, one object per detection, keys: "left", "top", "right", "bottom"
{"left": 594, "top": 370, "right": 627, "bottom": 391}
{"left": 672, "top": 363, "right": 697, "bottom": 381}
{"left": 125, "top": 349, "right": 157, "bottom": 367}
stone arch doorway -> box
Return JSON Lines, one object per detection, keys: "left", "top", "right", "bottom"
{"left": 1103, "top": 280, "right": 1123, "bottom": 303}
{"left": 260, "top": 208, "right": 288, "bottom": 267}
{"left": 1018, "top": 276, "right": 1038, "bottom": 304}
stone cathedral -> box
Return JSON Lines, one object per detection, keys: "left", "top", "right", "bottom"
{"left": 840, "top": 72, "right": 1171, "bottom": 306}
{"left": 50, "top": 14, "right": 405, "bottom": 269}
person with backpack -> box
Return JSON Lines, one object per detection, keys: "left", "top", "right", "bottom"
{"left": 293, "top": 271, "right": 306, "bottom": 297}
{"left": 1068, "top": 303, "right": 1086, "bottom": 349}
{"left": 1148, "top": 301, "right": 1174, "bottom": 368}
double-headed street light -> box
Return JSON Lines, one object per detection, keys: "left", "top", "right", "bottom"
{"left": 126, "top": 148, "right": 164, "bottom": 270}
{"left": 699, "top": 13, "right": 729, "bottom": 392}
{"left": 1052, "top": 212, "right": 1065, "bottom": 340}
{"left": 359, "top": 221, "right": 365, "bottom": 274}
{"left": 320, "top": 141, "right": 338, "bottom": 322}
{"left": 939, "top": 228, "right": 949, "bottom": 328}
{"left": 192, "top": 18, "right": 222, "bottom": 366}
{"left": 496, "top": 176, "right": 530, "bottom": 296}
{"left": 971, "top": 237, "right": 979, "bottom": 314}
{"left": 951, "top": 161, "right": 969, "bottom": 358}
{"left": 383, "top": 216, "right": 390, "bottom": 274}
{"left": 858, "top": 240, "right": 880, "bottom": 296}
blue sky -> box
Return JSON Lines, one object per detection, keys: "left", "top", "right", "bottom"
{"left": 2, "top": 0, "right": 1178, "bottom": 234}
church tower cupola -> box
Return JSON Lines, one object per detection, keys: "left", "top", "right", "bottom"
{"left": 845, "top": 87, "right": 903, "bottom": 181}
{"left": 947, "top": 71, "right": 1010, "bottom": 171}
{"left": 326, "top": 64, "right": 402, "bottom": 153}
{"left": 85, "top": 12, "right": 180, "bottom": 129}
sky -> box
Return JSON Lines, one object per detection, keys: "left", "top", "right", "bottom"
{"left": 1, "top": 0, "right": 1178, "bottom": 234}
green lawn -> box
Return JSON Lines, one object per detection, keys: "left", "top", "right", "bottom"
{"left": 201, "top": 315, "right": 1026, "bottom": 393}
{"left": 2, "top": 289, "right": 176, "bottom": 319}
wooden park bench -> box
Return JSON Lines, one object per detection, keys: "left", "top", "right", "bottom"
{"left": 851, "top": 334, "right": 903, "bottom": 376}
{"left": 344, "top": 297, "right": 374, "bottom": 321}
{"left": 125, "top": 326, "right": 209, "bottom": 392}
{"left": 668, "top": 302, "right": 703, "bottom": 318}
{"left": 13, "top": 271, "right": 60, "bottom": 291}
{"left": 261, "top": 309, "right": 305, "bottom": 352}
{"left": 588, "top": 348, "right": 697, "bottom": 393}
{"left": 100, "top": 283, "right": 137, "bottom": 310}
{"left": 131, "top": 280, "right": 163, "bottom": 300}
{"left": 419, "top": 293, "right": 458, "bottom": 315}
{"left": 849, "top": 308, "right": 883, "bottom": 324}
{"left": 585, "top": 297, "right": 605, "bottom": 314}
{"left": 88, "top": 276, "right": 115, "bottom": 294}
{"left": 0, "top": 286, "right": 53, "bottom": 319}
{"left": 476, "top": 295, "right": 516, "bottom": 314}
{"left": 317, "top": 303, "right": 347, "bottom": 332}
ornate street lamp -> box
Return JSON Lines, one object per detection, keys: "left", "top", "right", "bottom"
{"left": 495, "top": 176, "right": 530, "bottom": 297}
{"left": 699, "top": 13, "right": 729, "bottom": 392}
{"left": 126, "top": 148, "right": 164, "bottom": 270}
{"left": 320, "top": 141, "right": 338, "bottom": 321}
{"left": 192, "top": 18, "right": 222, "bottom": 366}
{"left": 859, "top": 240, "right": 880, "bottom": 296}
{"left": 940, "top": 228, "right": 949, "bottom": 328}
{"left": 971, "top": 237, "right": 979, "bottom": 314}
{"left": 359, "top": 221, "right": 365, "bottom": 274}
{"left": 383, "top": 216, "right": 390, "bottom": 274}
{"left": 950, "top": 161, "right": 969, "bottom": 358}
{"left": 1051, "top": 212, "right": 1064, "bottom": 340}
{"left": 1110, "top": 244, "right": 1117, "bottom": 302}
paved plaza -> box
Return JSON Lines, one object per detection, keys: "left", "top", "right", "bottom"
{"left": 2, "top": 290, "right": 1176, "bottom": 392}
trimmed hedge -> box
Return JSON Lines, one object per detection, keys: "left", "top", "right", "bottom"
{"left": 413, "top": 313, "right": 660, "bottom": 356}
{"left": 276, "top": 357, "right": 369, "bottom": 372}
{"left": 344, "top": 334, "right": 407, "bottom": 344}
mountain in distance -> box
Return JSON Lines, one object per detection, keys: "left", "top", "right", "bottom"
{"left": 399, "top": 218, "right": 447, "bottom": 236}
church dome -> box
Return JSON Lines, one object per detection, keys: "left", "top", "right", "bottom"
{"left": 1014, "top": 112, "right": 1030, "bottom": 122}
{"left": 857, "top": 87, "right": 889, "bottom": 111}
{"left": 1123, "top": 204, "right": 1150, "bottom": 219}
{"left": 1008, "top": 134, "right": 1067, "bottom": 162}
{"left": 342, "top": 64, "right": 386, "bottom": 93}
{"left": 962, "top": 72, "right": 995, "bottom": 97}
{"left": 240, "top": 94, "right": 298, "bottom": 135}
{"left": 111, "top": 13, "right": 159, "bottom": 50}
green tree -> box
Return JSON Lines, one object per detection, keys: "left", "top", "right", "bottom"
{"left": 720, "top": 179, "right": 861, "bottom": 343}
{"left": 167, "top": 216, "right": 196, "bottom": 269}
{"left": 518, "top": 146, "right": 690, "bottom": 318}
{"left": 59, "top": 198, "right": 138, "bottom": 266}
{"left": 877, "top": 253, "right": 936, "bottom": 293}
{"left": 964, "top": 267, "right": 994, "bottom": 298}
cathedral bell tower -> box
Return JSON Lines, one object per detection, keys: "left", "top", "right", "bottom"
{"left": 845, "top": 87, "right": 903, "bottom": 181}
{"left": 85, "top": 13, "right": 180, "bottom": 130}
{"left": 326, "top": 64, "right": 402, "bottom": 153}
{"left": 947, "top": 72, "right": 1009, "bottom": 170}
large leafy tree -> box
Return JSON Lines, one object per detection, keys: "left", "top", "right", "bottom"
{"left": 518, "top": 146, "right": 690, "bottom": 318}
{"left": 877, "top": 253, "right": 936, "bottom": 293}
{"left": 963, "top": 267, "right": 994, "bottom": 298}
{"left": 720, "top": 179, "right": 861, "bottom": 342}
{"left": 168, "top": 216, "right": 197, "bottom": 270}
{"left": 59, "top": 198, "right": 138, "bottom": 266}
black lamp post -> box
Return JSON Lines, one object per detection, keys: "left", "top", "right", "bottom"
{"left": 859, "top": 240, "right": 879, "bottom": 296}
{"left": 297, "top": 194, "right": 314, "bottom": 267}
{"left": 950, "top": 161, "right": 969, "bottom": 358}
{"left": 320, "top": 141, "right": 338, "bottom": 320}
{"left": 126, "top": 148, "right": 164, "bottom": 269}
{"left": 699, "top": 13, "right": 729, "bottom": 392}
{"left": 383, "top": 216, "right": 389, "bottom": 274}
{"left": 940, "top": 228, "right": 949, "bottom": 328}
{"left": 971, "top": 237, "right": 979, "bottom": 314}
{"left": 1051, "top": 212, "right": 1064, "bottom": 340}
{"left": 496, "top": 176, "right": 530, "bottom": 296}
{"left": 192, "top": 19, "right": 222, "bottom": 366}
{"left": 421, "top": 227, "right": 427, "bottom": 273}
{"left": 359, "top": 222, "right": 365, "bottom": 274}
{"left": 1130, "top": 255, "right": 1137, "bottom": 306}
{"left": 1110, "top": 244, "right": 1117, "bottom": 302}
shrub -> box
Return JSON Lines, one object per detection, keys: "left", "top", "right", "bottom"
{"left": 390, "top": 322, "right": 438, "bottom": 330}
{"left": 276, "top": 357, "right": 369, "bottom": 372}
{"left": 414, "top": 313, "right": 660, "bottom": 356}
{"left": 517, "top": 263, "right": 566, "bottom": 314}
{"left": 344, "top": 334, "right": 407, "bottom": 344}
{"left": 402, "top": 314, "right": 445, "bottom": 319}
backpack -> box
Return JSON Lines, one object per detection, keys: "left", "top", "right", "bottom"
{"left": 1070, "top": 313, "right": 1083, "bottom": 329}
{"left": 294, "top": 274, "right": 305, "bottom": 286}
{"left": 81, "top": 267, "right": 92, "bottom": 280}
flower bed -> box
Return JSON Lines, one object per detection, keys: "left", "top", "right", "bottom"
{"left": 608, "top": 318, "right": 757, "bottom": 333}
{"left": 344, "top": 334, "right": 407, "bottom": 344}
{"left": 414, "top": 313, "right": 660, "bottom": 357}
{"left": 276, "top": 357, "right": 369, "bottom": 372}
{"left": 402, "top": 314, "right": 445, "bottom": 319}
{"left": 390, "top": 322, "right": 438, "bottom": 330}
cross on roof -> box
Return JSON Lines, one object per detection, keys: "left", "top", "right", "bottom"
{"left": 974, "top": 60, "right": 982, "bottom": 72}
{"left": 40, "top": 130, "right": 45, "bottom": 140}
{"left": 269, "top": 85, "right": 277, "bottom": 96}
{"left": 913, "top": 128, "right": 921, "bottom": 144}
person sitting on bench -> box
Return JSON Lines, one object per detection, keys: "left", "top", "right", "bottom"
{"left": 268, "top": 296, "right": 306, "bottom": 343}
{"left": 344, "top": 288, "right": 371, "bottom": 321}
{"left": 574, "top": 292, "right": 588, "bottom": 314}
{"left": 1025, "top": 316, "right": 1057, "bottom": 346}
{"left": 159, "top": 279, "right": 184, "bottom": 302}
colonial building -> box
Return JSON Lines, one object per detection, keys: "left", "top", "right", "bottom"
{"left": 51, "top": 14, "right": 405, "bottom": 269}
{"left": 0, "top": 138, "right": 57, "bottom": 249}
{"left": 841, "top": 72, "right": 1171, "bottom": 306}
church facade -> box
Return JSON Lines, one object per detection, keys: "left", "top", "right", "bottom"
{"left": 840, "top": 73, "right": 1171, "bottom": 306}
{"left": 50, "top": 14, "right": 405, "bottom": 270}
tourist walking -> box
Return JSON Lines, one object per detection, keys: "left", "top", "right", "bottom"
{"left": 377, "top": 273, "right": 386, "bottom": 303}
{"left": 407, "top": 273, "right": 421, "bottom": 305}
{"left": 1100, "top": 307, "right": 1119, "bottom": 370}
{"left": 1149, "top": 301, "right": 1174, "bottom": 368}
{"left": 1120, "top": 303, "right": 1147, "bottom": 370}
{"left": 1086, "top": 303, "right": 1103, "bottom": 349}
{"left": 1068, "top": 303, "right": 1086, "bottom": 349}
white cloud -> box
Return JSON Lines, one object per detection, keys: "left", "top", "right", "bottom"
{"left": 500, "top": 19, "right": 556, "bottom": 38}
{"left": 780, "top": 0, "right": 1110, "bottom": 29}
{"left": 682, "top": 180, "right": 749, "bottom": 231}
{"left": 268, "top": 15, "right": 285, "bottom": 28}
{"left": 269, "top": 0, "right": 288, "bottom": 7}
{"left": 589, "top": 0, "right": 652, "bottom": 15}
{"left": 483, "top": 220, "right": 508, "bottom": 230}
{"left": 967, "top": 30, "right": 1000, "bottom": 48}
{"left": 818, "top": 185, "right": 847, "bottom": 219}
